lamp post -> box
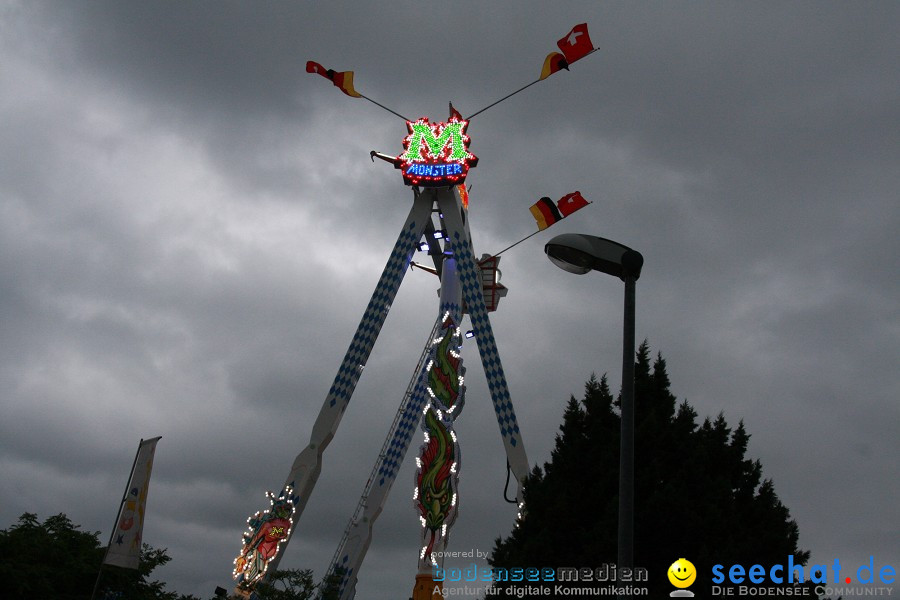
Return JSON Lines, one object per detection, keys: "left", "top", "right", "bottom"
{"left": 544, "top": 234, "right": 643, "bottom": 598}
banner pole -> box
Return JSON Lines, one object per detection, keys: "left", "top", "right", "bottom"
{"left": 90, "top": 438, "right": 144, "bottom": 600}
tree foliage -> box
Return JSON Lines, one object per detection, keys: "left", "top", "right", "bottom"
{"left": 490, "top": 342, "right": 811, "bottom": 596}
{"left": 252, "top": 569, "right": 317, "bottom": 600}
{"left": 252, "top": 568, "right": 342, "bottom": 600}
{"left": 0, "top": 512, "right": 343, "bottom": 600}
{"left": 0, "top": 512, "right": 199, "bottom": 600}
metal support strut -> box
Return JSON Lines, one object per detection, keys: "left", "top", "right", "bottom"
{"left": 234, "top": 187, "right": 528, "bottom": 600}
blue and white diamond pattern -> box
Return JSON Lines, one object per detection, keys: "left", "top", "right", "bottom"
{"left": 378, "top": 374, "right": 429, "bottom": 487}
{"left": 448, "top": 229, "right": 522, "bottom": 448}
{"left": 325, "top": 221, "right": 423, "bottom": 411}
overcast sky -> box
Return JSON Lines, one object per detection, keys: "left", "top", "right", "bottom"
{"left": 1, "top": 1, "right": 897, "bottom": 598}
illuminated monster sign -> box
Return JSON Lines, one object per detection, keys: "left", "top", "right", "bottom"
{"left": 400, "top": 117, "right": 478, "bottom": 187}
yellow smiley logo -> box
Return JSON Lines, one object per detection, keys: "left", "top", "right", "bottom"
{"left": 668, "top": 558, "right": 697, "bottom": 588}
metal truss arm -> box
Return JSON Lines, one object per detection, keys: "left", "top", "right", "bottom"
{"left": 264, "top": 191, "right": 433, "bottom": 577}
{"left": 326, "top": 317, "right": 440, "bottom": 600}
{"left": 436, "top": 188, "right": 530, "bottom": 502}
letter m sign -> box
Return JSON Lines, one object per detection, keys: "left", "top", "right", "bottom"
{"left": 402, "top": 118, "right": 474, "bottom": 162}
{"left": 399, "top": 116, "right": 478, "bottom": 187}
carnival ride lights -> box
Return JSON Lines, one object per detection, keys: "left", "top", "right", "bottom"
{"left": 233, "top": 23, "right": 597, "bottom": 600}
{"left": 399, "top": 117, "right": 477, "bottom": 187}
{"left": 233, "top": 486, "right": 296, "bottom": 590}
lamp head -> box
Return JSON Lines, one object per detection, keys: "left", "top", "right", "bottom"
{"left": 545, "top": 244, "right": 594, "bottom": 274}
{"left": 545, "top": 233, "right": 643, "bottom": 280}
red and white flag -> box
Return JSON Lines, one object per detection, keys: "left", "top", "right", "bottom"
{"left": 557, "top": 191, "right": 590, "bottom": 217}
{"left": 557, "top": 23, "right": 594, "bottom": 64}
{"left": 103, "top": 437, "right": 161, "bottom": 569}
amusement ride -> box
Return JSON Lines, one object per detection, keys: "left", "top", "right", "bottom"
{"left": 231, "top": 24, "right": 598, "bottom": 600}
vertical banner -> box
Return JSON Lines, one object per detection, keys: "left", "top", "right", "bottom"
{"left": 104, "top": 436, "right": 161, "bottom": 569}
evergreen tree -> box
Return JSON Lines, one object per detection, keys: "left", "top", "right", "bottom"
{"left": 490, "top": 342, "right": 811, "bottom": 597}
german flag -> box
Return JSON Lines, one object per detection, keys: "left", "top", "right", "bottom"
{"left": 306, "top": 60, "right": 362, "bottom": 98}
{"left": 540, "top": 52, "right": 569, "bottom": 81}
{"left": 529, "top": 196, "right": 563, "bottom": 230}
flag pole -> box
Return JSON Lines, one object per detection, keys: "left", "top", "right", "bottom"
{"left": 90, "top": 438, "right": 144, "bottom": 600}
{"left": 466, "top": 79, "right": 541, "bottom": 121}
{"left": 89, "top": 561, "right": 105, "bottom": 600}
{"left": 489, "top": 229, "right": 544, "bottom": 259}
{"left": 359, "top": 94, "right": 410, "bottom": 122}
{"left": 466, "top": 48, "right": 599, "bottom": 121}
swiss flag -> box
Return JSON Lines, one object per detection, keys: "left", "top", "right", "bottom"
{"left": 557, "top": 191, "right": 590, "bottom": 217}
{"left": 557, "top": 23, "right": 594, "bottom": 64}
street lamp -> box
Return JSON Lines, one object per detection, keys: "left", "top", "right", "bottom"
{"left": 544, "top": 233, "right": 643, "bottom": 595}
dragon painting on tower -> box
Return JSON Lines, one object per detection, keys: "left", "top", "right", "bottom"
{"left": 414, "top": 316, "right": 464, "bottom": 568}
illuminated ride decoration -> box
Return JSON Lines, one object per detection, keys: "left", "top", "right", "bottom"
{"left": 400, "top": 117, "right": 478, "bottom": 187}
{"left": 416, "top": 409, "right": 459, "bottom": 561}
{"left": 415, "top": 315, "right": 464, "bottom": 569}
{"left": 233, "top": 487, "right": 297, "bottom": 591}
